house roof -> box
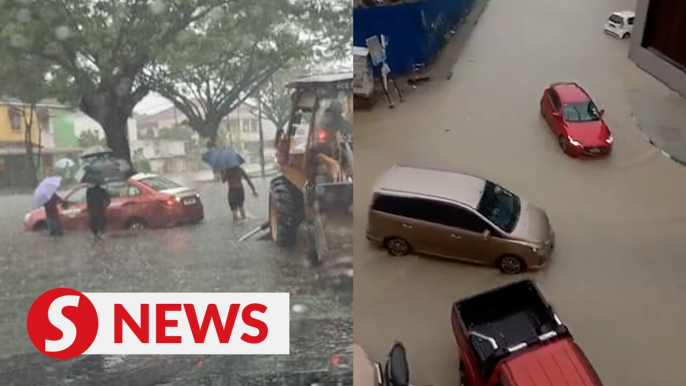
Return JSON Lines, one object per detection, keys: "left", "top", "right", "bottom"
{"left": 0, "top": 97, "right": 69, "bottom": 109}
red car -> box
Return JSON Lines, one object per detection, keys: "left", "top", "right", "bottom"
{"left": 540, "top": 82, "right": 613, "bottom": 158}
{"left": 24, "top": 173, "right": 204, "bottom": 232}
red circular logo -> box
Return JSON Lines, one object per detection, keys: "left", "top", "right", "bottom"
{"left": 27, "top": 288, "right": 99, "bottom": 359}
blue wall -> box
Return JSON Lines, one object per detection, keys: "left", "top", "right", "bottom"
{"left": 354, "top": 0, "right": 475, "bottom": 74}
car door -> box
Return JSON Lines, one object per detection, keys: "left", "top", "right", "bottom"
{"left": 102, "top": 182, "right": 128, "bottom": 229}
{"left": 369, "top": 195, "right": 449, "bottom": 255}
{"left": 547, "top": 90, "right": 564, "bottom": 136}
{"left": 439, "top": 204, "right": 499, "bottom": 264}
{"left": 59, "top": 186, "right": 89, "bottom": 229}
{"left": 542, "top": 89, "right": 557, "bottom": 130}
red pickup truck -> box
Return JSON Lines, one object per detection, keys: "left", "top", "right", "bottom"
{"left": 451, "top": 280, "right": 603, "bottom": 386}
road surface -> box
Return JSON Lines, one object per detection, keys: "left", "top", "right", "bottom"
{"left": 0, "top": 178, "right": 352, "bottom": 385}
{"left": 354, "top": 0, "right": 686, "bottom": 385}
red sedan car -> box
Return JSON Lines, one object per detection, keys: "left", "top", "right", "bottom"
{"left": 540, "top": 82, "right": 613, "bottom": 158}
{"left": 24, "top": 173, "right": 204, "bottom": 232}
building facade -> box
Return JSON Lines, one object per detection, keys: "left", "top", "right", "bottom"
{"left": 629, "top": 0, "right": 686, "bottom": 97}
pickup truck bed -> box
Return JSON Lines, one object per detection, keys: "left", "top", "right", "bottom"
{"left": 453, "top": 280, "right": 560, "bottom": 366}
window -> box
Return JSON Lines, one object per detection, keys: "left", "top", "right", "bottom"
{"left": 477, "top": 181, "right": 521, "bottom": 233}
{"left": 609, "top": 14, "right": 624, "bottom": 26}
{"left": 548, "top": 91, "right": 561, "bottom": 111}
{"left": 371, "top": 195, "right": 418, "bottom": 218}
{"left": 628, "top": 17, "right": 635, "bottom": 25}
{"left": 9, "top": 108, "right": 22, "bottom": 132}
{"left": 373, "top": 194, "right": 491, "bottom": 232}
{"left": 105, "top": 182, "right": 130, "bottom": 198}
{"left": 563, "top": 102, "right": 601, "bottom": 122}
{"left": 250, "top": 119, "right": 258, "bottom": 132}
{"left": 38, "top": 108, "right": 50, "bottom": 132}
{"left": 128, "top": 186, "right": 141, "bottom": 196}
{"left": 67, "top": 187, "right": 88, "bottom": 203}
{"left": 138, "top": 177, "right": 181, "bottom": 191}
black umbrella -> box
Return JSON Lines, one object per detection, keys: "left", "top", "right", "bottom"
{"left": 79, "top": 158, "right": 130, "bottom": 185}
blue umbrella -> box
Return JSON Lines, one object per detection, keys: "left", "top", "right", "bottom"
{"left": 34, "top": 176, "right": 62, "bottom": 208}
{"left": 202, "top": 147, "right": 245, "bottom": 170}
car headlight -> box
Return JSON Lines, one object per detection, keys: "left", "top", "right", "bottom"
{"left": 567, "top": 136, "right": 582, "bottom": 147}
{"left": 23, "top": 213, "right": 30, "bottom": 223}
{"left": 606, "top": 135, "right": 614, "bottom": 144}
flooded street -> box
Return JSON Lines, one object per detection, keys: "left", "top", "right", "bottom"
{"left": 0, "top": 178, "right": 352, "bottom": 385}
{"left": 354, "top": 0, "right": 686, "bottom": 385}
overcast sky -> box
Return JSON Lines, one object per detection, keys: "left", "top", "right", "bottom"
{"left": 133, "top": 59, "right": 352, "bottom": 115}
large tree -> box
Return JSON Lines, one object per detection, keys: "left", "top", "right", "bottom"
{"left": 0, "top": 0, "right": 235, "bottom": 164}
{"left": 148, "top": 1, "right": 305, "bottom": 143}
{"left": 0, "top": 49, "right": 54, "bottom": 186}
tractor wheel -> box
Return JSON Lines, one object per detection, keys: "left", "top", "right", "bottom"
{"left": 269, "top": 176, "right": 304, "bottom": 247}
{"left": 296, "top": 221, "right": 319, "bottom": 267}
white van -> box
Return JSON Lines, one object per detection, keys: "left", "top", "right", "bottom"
{"left": 604, "top": 11, "right": 635, "bottom": 39}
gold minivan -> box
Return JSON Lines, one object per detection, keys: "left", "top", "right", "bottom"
{"left": 366, "top": 165, "right": 555, "bottom": 274}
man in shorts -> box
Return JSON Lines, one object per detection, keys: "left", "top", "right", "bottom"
{"left": 222, "top": 167, "right": 257, "bottom": 221}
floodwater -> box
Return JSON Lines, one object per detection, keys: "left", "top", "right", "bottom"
{"left": 0, "top": 179, "right": 352, "bottom": 385}
{"left": 353, "top": 0, "right": 686, "bottom": 385}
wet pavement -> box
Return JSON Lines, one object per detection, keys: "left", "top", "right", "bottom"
{"left": 0, "top": 177, "right": 352, "bottom": 385}
{"left": 354, "top": 0, "right": 686, "bottom": 385}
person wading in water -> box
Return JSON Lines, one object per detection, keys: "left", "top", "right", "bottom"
{"left": 222, "top": 167, "right": 257, "bottom": 221}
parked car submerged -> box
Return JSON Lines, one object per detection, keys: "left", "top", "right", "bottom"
{"left": 603, "top": 11, "right": 635, "bottom": 39}
{"left": 24, "top": 173, "right": 204, "bottom": 232}
{"left": 540, "top": 82, "right": 613, "bottom": 158}
{"left": 366, "top": 165, "right": 554, "bottom": 274}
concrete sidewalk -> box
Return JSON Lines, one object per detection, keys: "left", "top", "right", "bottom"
{"left": 623, "top": 63, "right": 686, "bottom": 166}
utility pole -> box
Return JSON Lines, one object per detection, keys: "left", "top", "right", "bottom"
{"left": 257, "top": 87, "right": 265, "bottom": 178}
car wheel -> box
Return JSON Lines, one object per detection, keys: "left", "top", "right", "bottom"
{"left": 622, "top": 32, "right": 630, "bottom": 39}
{"left": 385, "top": 237, "right": 410, "bottom": 256}
{"left": 127, "top": 219, "right": 147, "bottom": 232}
{"left": 34, "top": 221, "right": 47, "bottom": 232}
{"left": 497, "top": 255, "right": 525, "bottom": 274}
{"left": 558, "top": 136, "right": 568, "bottom": 153}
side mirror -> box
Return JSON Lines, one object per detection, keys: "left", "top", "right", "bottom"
{"left": 599, "top": 109, "right": 605, "bottom": 116}
{"left": 482, "top": 229, "right": 491, "bottom": 241}
{"left": 385, "top": 341, "right": 409, "bottom": 386}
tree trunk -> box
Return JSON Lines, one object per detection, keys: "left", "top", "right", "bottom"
{"left": 257, "top": 88, "right": 265, "bottom": 178}
{"left": 79, "top": 88, "right": 148, "bottom": 168}
{"left": 21, "top": 105, "right": 38, "bottom": 187}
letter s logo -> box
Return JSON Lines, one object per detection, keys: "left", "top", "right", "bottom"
{"left": 27, "top": 288, "right": 99, "bottom": 359}
{"left": 45, "top": 295, "right": 80, "bottom": 352}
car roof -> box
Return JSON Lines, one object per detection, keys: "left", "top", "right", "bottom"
{"left": 503, "top": 339, "right": 602, "bottom": 386}
{"left": 129, "top": 173, "right": 160, "bottom": 180}
{"left": 552, "top": 83, "right": 591, "bottom": 103}
{"left": 612, "top": 10, "right": 635, "bottom": 18}
{"left": 372, "top": 165, "right": 487, "bottom": 209}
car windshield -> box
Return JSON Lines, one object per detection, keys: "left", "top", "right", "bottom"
{"left": 563, "top": 102, "right": 601, "bottom": 122}
{"left": 139, "top": 177, "right": 182, "bottom": 191}
{"left": 609, "top": 14, "right": 624, "bottom": 25}
{"left": 477, "top": 181, "right": 520, "bottom": 232}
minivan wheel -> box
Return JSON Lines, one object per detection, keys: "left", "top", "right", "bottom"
{"left": 385, "top": 237, "right": 410, "bottom": 256}
{"left": 497, "top": 255, "right": 525, "bottom": 274}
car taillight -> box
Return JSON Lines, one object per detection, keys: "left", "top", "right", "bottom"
{"left": 159, "top": 197, "right": 177, "bottom": 207}
{"left": 317, "top": 129, "right": 329, "bottom": 143}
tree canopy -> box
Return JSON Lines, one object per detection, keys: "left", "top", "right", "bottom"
{"left": 0, "top": 0, "right": 237, "bottom": 163}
